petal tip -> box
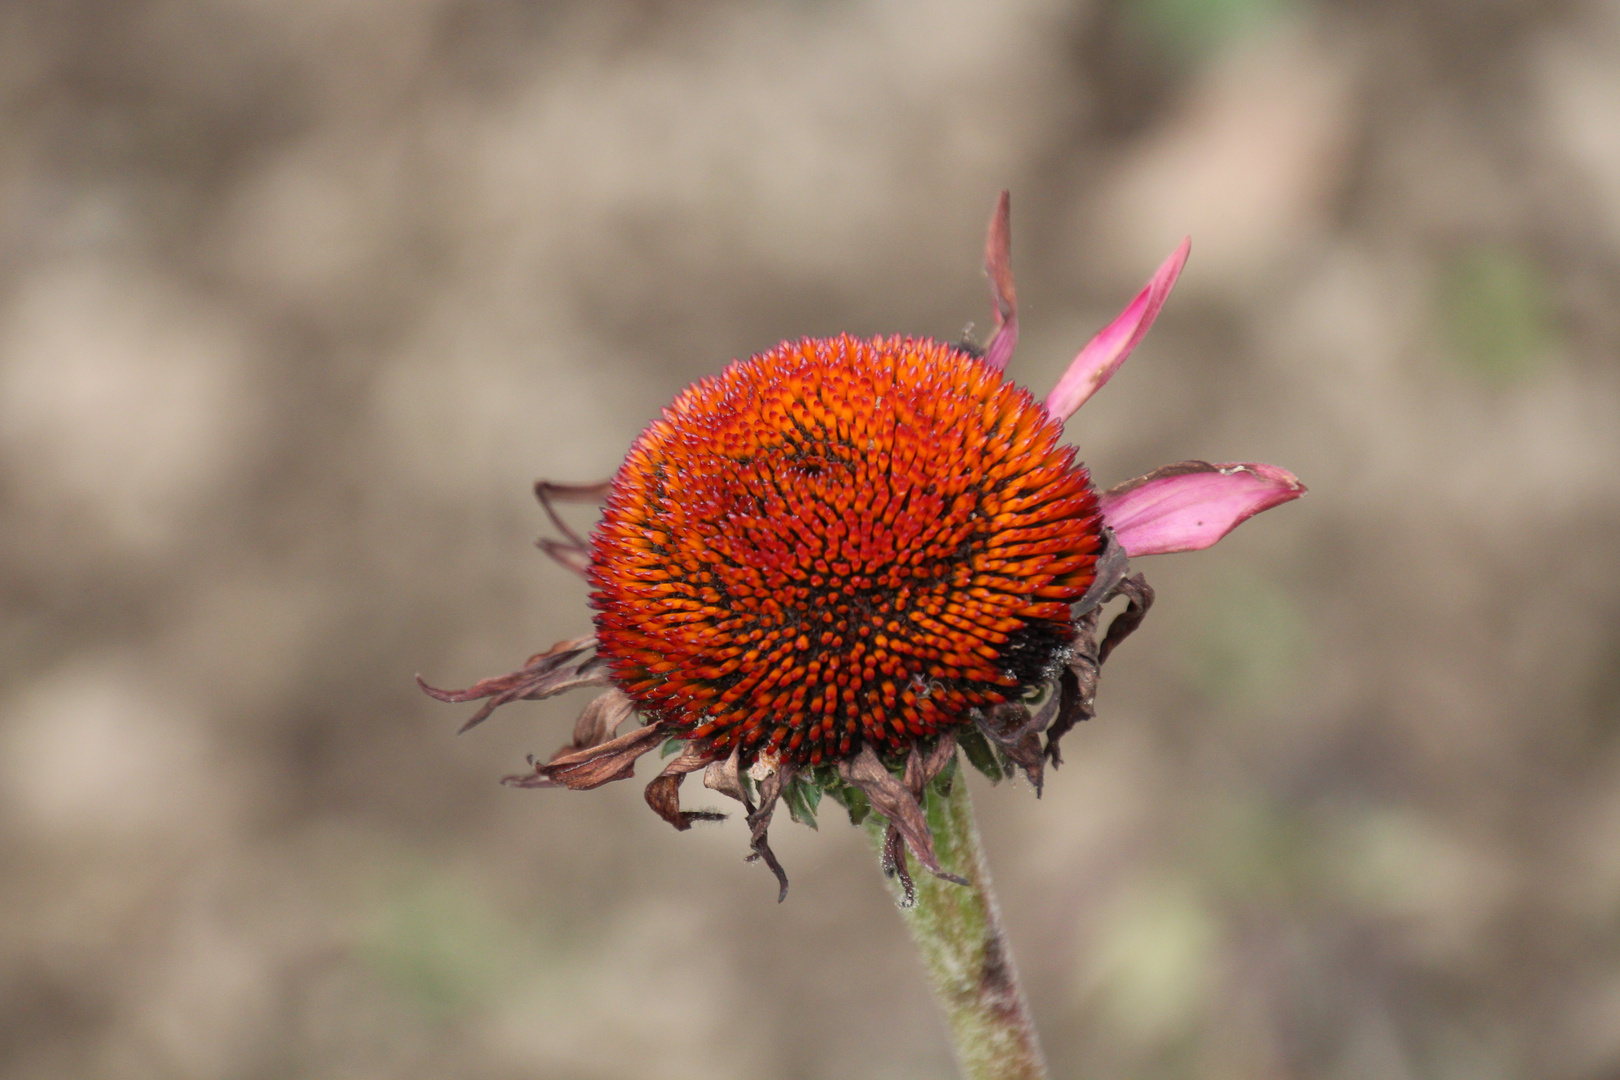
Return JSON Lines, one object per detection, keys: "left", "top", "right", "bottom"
{"left": 982, "top": 190, "right": 1017, "bottom": 371}
{"left": 1043, "top": 238, "right": 1193, "bottom": 421}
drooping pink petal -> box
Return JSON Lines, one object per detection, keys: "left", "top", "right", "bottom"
{"left": 1099, "top": 460, "right": 1305, "bottom": 557}
{"left": 982, "top": 190, "right": 1018, "bottom": 371}
{"left": 1044, "top": 238, "right": 1191, "bottom": 421}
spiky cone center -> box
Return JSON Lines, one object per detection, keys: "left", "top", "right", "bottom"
{"left": 589, "top": 334, "right": 1104, "bottom": 769}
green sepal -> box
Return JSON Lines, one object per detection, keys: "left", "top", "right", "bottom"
{"left": 823, "top": 779, "right": 871, "bottom": 826}
{"left": 659, "top": 737, "right": 683, "bottom": 758}
{"left": 843, "top": 785, "right": 871, "bottom": 827}
{"left": 955, "top": 725, "right": 1004, "bottom": 783}
{"left": 782, "top": 775, "right": 822, "bottom": 830}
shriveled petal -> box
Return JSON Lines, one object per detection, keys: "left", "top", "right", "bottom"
{"left": 702, "top": 745, "right": 745, "bottom": 803}
{"left": 978, "top": 694, "right": 1060, "bottom": 795}
{"left": 838, "top": 745, "right": 967, "bottom": 888}
{"left": 1044, "top": 666, "right": 1090, "bottom": 768}
{"left": 644, "top": 743, "right": 727, "bottom": 831}
{"left": 504, "top": 723, "right": 665, "bottom": 790}
{"left": 902, "top": 733, "right": 959, "bottom": 795}
{"left": 569, "top": 689, "right": 637, "bottom": 752}
{"left": 1044, "top": 238, "right": 1190, "bottom": 421}
{"left": 417, "top": 633, "right": 607, "bottom": 733}
{"left": 1096, "top": 574, "right": 1155, "bottom": 663}
{"left": 982, "top": 190, "right": 1018, "bottom": 372}
{"left": 1070, "top": 526, "right": 1128, "bottom": 617}
{"left": 538, "top": 539, "right": 592, "bottom": 577}
{"left": 745, "top": 765, "right": 796, "bottom": 902}
{"left": 1099, "top": 461, "right": 1306, "bottom": 557}
{"left": 534, "top": 479, "right": 611, "bottom": 579}
{"left": 874, "top": 737, "right": 964, "bottom": 904}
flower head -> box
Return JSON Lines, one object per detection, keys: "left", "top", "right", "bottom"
{"left": 592, "top": 334, "right": 1103, "bottom": 768}
{"left": 420, "top": 193, "right": 1304, "bottom": 902}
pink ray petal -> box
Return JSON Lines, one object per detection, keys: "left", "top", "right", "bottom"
{"left": 1099, "top": 460, "right": 1305, "bottom": 557}
{"left": 1044, "top": 238, "right": 1191, "bottom": 421}
{"left": 982, "top": 190, "right": 1018, "bottom": 371}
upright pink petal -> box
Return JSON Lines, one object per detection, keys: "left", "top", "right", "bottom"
{"left": 982, "top": 190, "right": 1018, "bottom": 372}
{"left": 1044, "top": 238, "right": 1191, "bottom": 421}
{"left": 1100, "top": 461, "right": 1305, "bottom": 557}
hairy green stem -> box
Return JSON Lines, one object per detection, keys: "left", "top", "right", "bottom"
{"left": 864, "top": 773, "right": 1049, "bottom": 1080}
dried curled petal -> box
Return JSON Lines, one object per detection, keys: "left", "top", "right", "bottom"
{"left": 644, "top": 745, "right": 729, "bottom": 831}
{"left": 504, "top": 721, "right": 666, "bottom": 790}
{"left": 745, "top": 763, "right": 795, "bottom": 902}
{"left": 417, "top": 634, "right": 608, "bottom": 733}
{"left": 977, "top": 690, "right": 1061, "bottom": 794}
{"left": 568, "top": 689, "right": 637, "bottom": 753}
{"left": 838, "top": 743, "right": 967, "bottom": 893}
{"left": 534, "top": 479, "right": 611, "bottom": 578}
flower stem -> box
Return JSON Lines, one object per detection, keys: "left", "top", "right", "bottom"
{"left": 864, "top": 771, "right": 1049, "bottom": 1080}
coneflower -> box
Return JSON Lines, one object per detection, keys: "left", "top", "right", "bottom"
{"left": 421, "top": 192, "right": 1304, "bottom": 1080}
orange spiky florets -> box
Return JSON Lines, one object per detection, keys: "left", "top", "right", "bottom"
{"left": 589, "top": 334, "right": 1104, "bottom": 767}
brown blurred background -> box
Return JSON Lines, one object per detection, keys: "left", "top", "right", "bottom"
{"left": 3, "top": 0, "right": 1619, "bottom": 1077}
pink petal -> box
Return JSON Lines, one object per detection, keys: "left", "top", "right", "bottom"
{"left": 1099, "top": 461, "right": 1305, "bottom": 557}
{"left": 982, "top": 190, "right": 1018, "bottom": 372}
{"left": 1044, "top": 238, "right": 1191, "bottom": 421}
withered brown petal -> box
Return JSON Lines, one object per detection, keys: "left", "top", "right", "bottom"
{"left": 533, "top": 478, "right": 613, "bottom": 579}
{"left": 702, "top": 745, "right": 745, "bottom": 804}
{"left": 643, "top": 744, "right": 727, "bottom": 831}
{"left": 538, "top": 539, "right": 592, "bottom": 578}
{"left": 881, "top": 823, "right": 917, "bottom": 907}
{"left": 745, "top": 765, "right": 795, "bottom": 903}
{"left": 904, "top": 733, "right": 959, "bottom": 795}
{"left": 570, "top": 689, "right": 636, "bottom": 751}
{"left": 417, "top": 633, "right": 608, "bottom": 733}
{"left": 1045, "top": 566, "right": 1156, "bottom": 766}
{"left": 505, "top": 723, "right": 665, "bottom": 790}
{"left": 1002, "top": 731, "right": 1047, "bottom": 795}
{"left": 1044, "top": 665, "right": 1092, "bottom": 768}
{"left": 839, "top": 745, "right": 967, "bottom": 887}
{"left": 1071, "top": 526, "right": 1129, "bottom": 617}
{"left": 979, "top": 696, "right": 1058, "bottom": 794}
{"left": 533, "top": 478, "right": 613, "bottom": 547}
{"left": 885, "top": 735, "right": 961, "bottom": 906}
{"left": 1098, "top": 573, "right": 1155, "bottom": 665}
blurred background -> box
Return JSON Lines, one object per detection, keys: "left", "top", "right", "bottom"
{"left": 2, "top": 0, "right": 1618, "bottom": 1076}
